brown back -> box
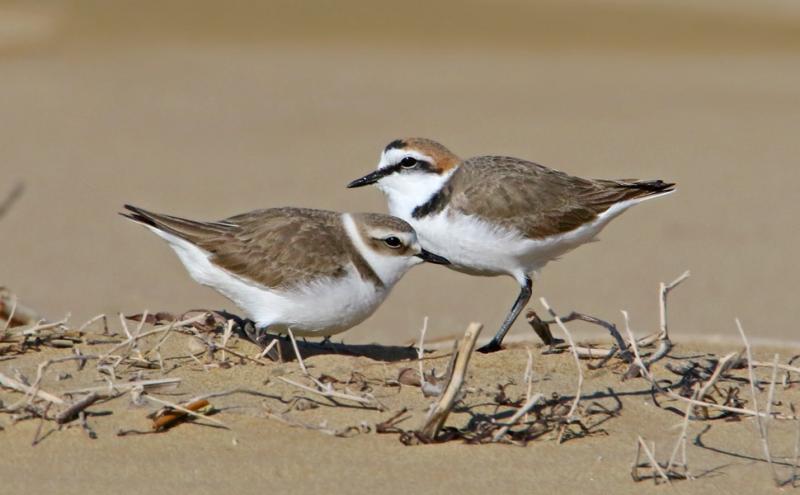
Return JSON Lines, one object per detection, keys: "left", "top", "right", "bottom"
{"left": 431, "top": 156, "right": 673, "bottom": 238}
{"left": 125, "top": 206, "right": 380, "bottom": 289}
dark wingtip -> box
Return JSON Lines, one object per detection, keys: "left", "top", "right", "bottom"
{"left": 625, "top": 179, "right": 676, "bottom": 194}
{"left": 120, "top": 204, "right": 157, "bottom": 227}
{"left": 645, "top": 180, "right": 675, "bottom": 191}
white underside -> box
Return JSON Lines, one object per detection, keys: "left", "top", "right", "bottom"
{"left": 390, "top": 192, "right": 673, "bottom": 284}
{"left": 147, "top": 227, "right": 388, "bottom": 336}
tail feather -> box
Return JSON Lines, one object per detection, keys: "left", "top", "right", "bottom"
{"left": 619, "top": 179, "right": 676, "bottom": 194}
{"left": 121, "top": 204, "right": 231, "bottom": 243}
{"left": 597, "top": 178, "right": 676, "bottom": 203}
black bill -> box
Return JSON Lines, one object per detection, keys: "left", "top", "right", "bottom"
{"left": 415, "top": 249, "right": 450, "bottom": 265}
{"left": 346, "top": 169, "right": 390, "bottom": 188}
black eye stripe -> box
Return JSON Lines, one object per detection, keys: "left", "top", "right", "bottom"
{"left": 393, "top": 159, "right": 432, "bottom": 173}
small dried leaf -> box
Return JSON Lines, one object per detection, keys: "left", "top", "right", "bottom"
{"left": 152, "top": 399, "right": 211, "bottom": 431}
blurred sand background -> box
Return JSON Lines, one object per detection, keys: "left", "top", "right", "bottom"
{"left": 2, "top": 0, "right": 800, "bottom": 346}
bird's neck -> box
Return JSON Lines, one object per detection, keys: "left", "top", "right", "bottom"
{"left": 380, "top": 167, "right": 457, "bottom": 220}
{"left": 340, "top": 213, "right": 411, "bottom": 289}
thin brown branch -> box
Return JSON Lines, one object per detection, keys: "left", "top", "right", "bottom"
{"left": 737, "top": 319, "right": 780, "bottom": 484}
{"left": 695, "top": 351, "right": 740, "bottom": 402}
{"left": 76, "top": 313, "right": 108, "bottom": 334}
{"left": 542, "top": 310, "right": 631, "bottom": 362}
{"left": 28, "top": 355, "right": 98, "bottom": 404}
{"left": 540, "top": 298, "right": 583, "bottom": 422}
{"left": 626, "top": 322, "right": 785, "bottom": 420}
{"left": 636, "top": 435, "right": 672, "bottom": 485}
{"left": 492, "top": 393, "right": 544, "bottom": 442}
{"left": 637, "top": 270, "right": 690, "bottom": 347}
{"left": 750, "top": 361, "right": 800, "bottom": 376}
{"left": 63, "top": 377, "right": 181, "bottom": 396}
{"left": 0, "top": 371, "right": 65, "bottom": 405}
{"left": 624, "top": 271, "right": 689, "bottom": 378}
{"left": 416, "top": 316, "right": 429, "bottom": 391}
{"left": 417, "top": 322, "right": 483, "bottom": 441}
{"left": 286, "top": 328, "right": 307, "bottom": 375}
{"left": 97, "top": 313, "right": 206, "bottom": 365}
{"left": 764, "top": 354, "right": 781, "bottom": 485}
{"left": 12, "top": 316, "right": 69, "bottom": 338}
{"left": 221, "top": 319, "right": 234, "bottom": 362}
{"left": 257, "top": 338, "right": 280, "bottom": 361}
{"left": 667, "top": 395, "right": 694, "bottom": 477}
{"left": 55, "top": 393, "right": 100, "bottom": 425}
{"left": 277, "top": 377, "right": 373, "bottom": 406}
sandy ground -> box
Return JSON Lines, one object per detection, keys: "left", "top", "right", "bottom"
{"left": 1, "top": 313, "right": 799, "bottom": 495}
{"left": 1, "top": 1, "right": 799, "bottom": 348}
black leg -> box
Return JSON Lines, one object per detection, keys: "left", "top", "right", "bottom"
{"left": 241, "top": 320, "right": 272, "bottom": 348}
{"left": 477, "top": 276, "right": 532, "bottom": 353}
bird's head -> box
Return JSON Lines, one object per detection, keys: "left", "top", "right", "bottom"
{"left": 347, "top": 139, "right": 461, "bottom": 209}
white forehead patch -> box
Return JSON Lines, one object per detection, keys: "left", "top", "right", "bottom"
{"left": 378, "top": 148, "right": 433, "bottom": 171}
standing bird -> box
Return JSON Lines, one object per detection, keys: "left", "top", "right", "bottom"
{"left": 122, "top": 205, "right": 449, "bottom": 338}
{"left": 347, "top": 138, "right": 674, "bottom": 352}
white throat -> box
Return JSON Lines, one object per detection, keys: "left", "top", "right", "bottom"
{"left": 341, "top": 213, "right": 419, "bottom": 288}
{"left": 377, "top": 167, "right": 456, "bottom": 220}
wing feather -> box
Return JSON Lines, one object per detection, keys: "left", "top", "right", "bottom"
{"left": 123, "top": 206, "right": 351, "bottom": 288}
{"left": 447, "top": 157, "right": 674, "bottom": 238}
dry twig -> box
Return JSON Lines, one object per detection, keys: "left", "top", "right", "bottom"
{"left": 763, "top": 354, "right": 781, "bottom": 485}
{"left": 737, "top": 319, "right": 781, "bottom": 485}
{"left": 277, "top": 377, "right": 374, "bottom": 406}
{"left": 416, "top": 316, "right": 428, "bottom": 391}
{"left": 492, "top": 393, "right": 545, "bottom": 442}
{"left": 540, "top": 298, "right": 583, "bottom": 425}
{"left": 417, "top": 322, "right": 482, "bottom": 441}
{"left": 0, "top": 371, "right": 65, "bottom": 405}
{"left": 625, "top": 319, "right": 793, "bottom": 422}
{"left": 63, "top": 377, "right": 181, "bottom": 396}
{"left": 55, "top": 393, "right": 100, "bottom": 425}
{"left": 632, "top": 436, "right": 672, "bottom": 485}
{"left": 286, "top": 328, "right": 307, "bottom": 375}
{"left": 666, "top": 398, "right": 694, "bottom": 479}
{"left": 97, "top": 313, "right": 206, "bottom": 366}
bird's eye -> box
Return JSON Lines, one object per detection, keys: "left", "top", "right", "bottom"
{"left": 400, "top": 157, "right": 418, "bottom": 169}
{"left": 383, "top": 236, "right": 403, "bottom": 248}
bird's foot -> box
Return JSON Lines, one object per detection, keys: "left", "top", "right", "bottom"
{"left": 242, "top": 320, "right": 270, "bottom": 347}
{"left": 476, "top": 340, "right": 504, "bottom": 354}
